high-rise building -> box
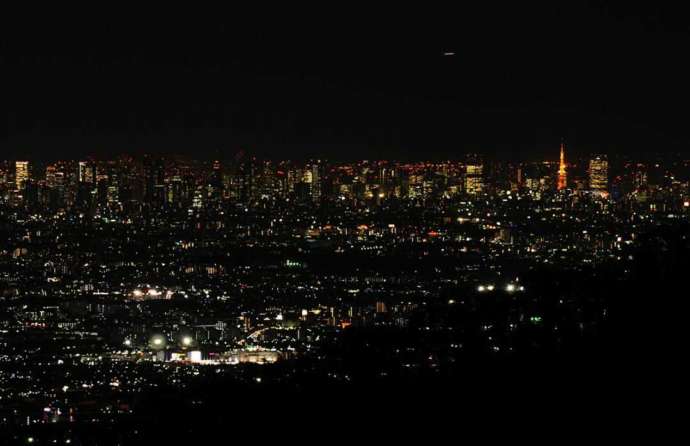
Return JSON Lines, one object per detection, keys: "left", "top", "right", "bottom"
{"left": 311, "top": 162, "right": 321, "bottom": 202}
{"left": 238, "top": 155, "right": 257, "bottom": 204}
{"left": 465, "top": 163, "right": 484, "bottom": 195}
{"left": 287, "top": 168, "right": 299, "bottom": 195}
{"left": 633, "top": 164, "right": 648, "bottom": 190}
{"left": 15, "top": 161, "right": 29, "bottom": 191}
{"left": 78, "top": 161, "right": 95, "bottom": 184}
{"left": 557, "top": 142, "right": 567, "bottom": 190}
{"left": 208, "top": 160, "right": 223, "bottom": 203}
{"left": 143, "top": 156, "right": 165, "bottom": 204}
{"left": 45, "top": 165, "right": 58, "bottom": 188}
{"left": 589, "top": 155, "right": 608, "bottom": 195}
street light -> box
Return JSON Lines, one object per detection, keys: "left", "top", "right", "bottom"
{"left": 149, "top": 335, "right": 167, "bottom": 350}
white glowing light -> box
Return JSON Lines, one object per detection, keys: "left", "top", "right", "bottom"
{"left": 506, "top": 284, "right": 516, "bottom": 292}
{"left": 486, "top": 285, "right": 495, "bottom": 291}
{"left": 477, "top": 285, "right": 486, "bottom": 292}
{"left": 182, "top": 336, "right": 193, "bottom": 347}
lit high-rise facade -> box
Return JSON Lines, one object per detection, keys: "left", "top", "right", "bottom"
{"left": 465, "top": 164, "right": 484, "bottom": 195}
{"left": 589, "top": 155, "right": 608, "bottom": 195}
{"left": 311, "top": 163, "right": 321, "bottom": 202}
{"left": 15, "top": 161, "right": 29, "bottom": 191}
{"left": 78, "top": 161, "right": 95, "bottom": 184}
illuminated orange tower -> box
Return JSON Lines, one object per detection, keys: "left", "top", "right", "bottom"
{"left": 557, "top": 141, "right": 567, "bottom": 190}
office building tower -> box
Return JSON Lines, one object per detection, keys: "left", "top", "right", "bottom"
{"left": 311, "top": 162, "right": 321, "bottom": 202}
{"left": 15, "top": 161, "right": 29, "bottom": 191}
{"left": 589, "top": 155, "right": 608, "bottom": 195}
{"left": 465, "top": 163, "right": 484, "bottom": 195}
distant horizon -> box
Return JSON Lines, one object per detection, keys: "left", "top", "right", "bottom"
{"left": 1, "top": 143, "right": 686, "bottom": 164}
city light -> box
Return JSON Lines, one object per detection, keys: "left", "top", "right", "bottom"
{"left": 149, "top": 335, "right": 167, "bottom": 350}
{"left": 2, "top": 16, "right": 683, "bottom": 441}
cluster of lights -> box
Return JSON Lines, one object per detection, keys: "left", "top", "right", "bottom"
{"left": 131, "top": 287, "right": 172, "bottom": 299}
{"left": 145, "top": 334, "right": 197, "bottom": 349}
{"left": 477, "top": 283, "right": 525, "bottom": 293}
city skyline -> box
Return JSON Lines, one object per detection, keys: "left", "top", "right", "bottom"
{"left": 1, "top": 145, "right": 623, "bottom": 208}
{"left": 2, "top": 6, "right": 688, "bottom": 442}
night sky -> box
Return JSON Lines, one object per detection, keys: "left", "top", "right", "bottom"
{"left": 3, "top": 4, "right": 690, "bottom": 161}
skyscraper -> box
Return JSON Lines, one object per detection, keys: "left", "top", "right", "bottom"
{"left": 15, "top": 161, "right": 29, "bottom": 191}
{"left": 209, "top": 160, "right": 223, "bottom": 203}
{"left": 46, "top": 165, "right": 58, "bottom": 188}
{"left": 311, "top": 162, "right": 321, "bottom": 202}
{"left": 78, "top": 161, "right": 94, "bottom": 184}
{"left": 465, "top": 163, "right": 484, "bottom": 195}
{"left": 557, "top": 142, "right": 567, "bottom": 190}
{"left": 589, "top": 155, "right": 608, "bottom": 195}
{"left": 143, "top": 156, "right": 165, "bottom": 205}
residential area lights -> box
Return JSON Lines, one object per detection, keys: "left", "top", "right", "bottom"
{"left": 477, "top": 284, "right": 525, "bottom": 293}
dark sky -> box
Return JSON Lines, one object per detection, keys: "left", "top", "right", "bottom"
{"left": 3, "top": 4, "right": 690, "bottom": 161}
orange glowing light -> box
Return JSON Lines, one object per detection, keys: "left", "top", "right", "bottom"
{"left": 557, "top": 142, "right": 567, "bottom": 190}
